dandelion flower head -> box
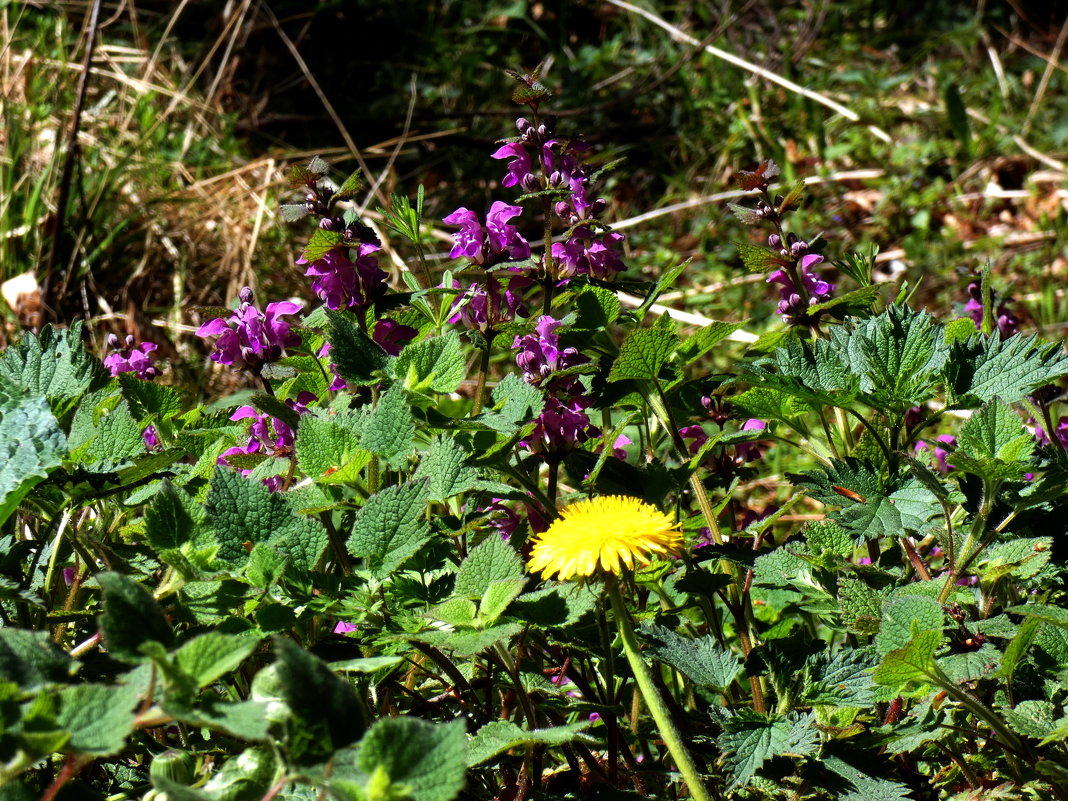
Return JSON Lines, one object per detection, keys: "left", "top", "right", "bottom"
{"left": 527, "top": 496, "right": 683, "bottom": 581}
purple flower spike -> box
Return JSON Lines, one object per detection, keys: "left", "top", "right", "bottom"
{"left": 104, "top": 334, "right": 160, "bottom": 380}
{"left": 443, "top": 202, "right": 530, "bottom": 267}
{"left": 522, "top": 396, "right": 600, "bottom": 457}
{"left": 372, "top": 319, "right": 418, "bottom": 356}
{"left": 450, "top": 274, "right": 533, "bottom": 332}
{"left": 735, "top": 418, "right": 769, "bottom": 463}
{"left": 196, "top": 288, "right": 302, "bottom": 374}
{"left": 513, "top": 315, "right": 587, "bottom": 392}
{"left": 299, "top": 244, "right": 387, "bottom": 311}
{"left": 491, "top": 142, "right": 533, "bottom": 188}
{"left": 767, "top": 254, "right": 834, "bottom": 319}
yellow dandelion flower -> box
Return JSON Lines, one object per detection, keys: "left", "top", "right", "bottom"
{"left": 527, "top": 496, "right": 683, "bottom": 581}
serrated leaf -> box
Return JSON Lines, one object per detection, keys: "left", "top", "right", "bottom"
{"left": 948, "top": 331, "right": 1068, "bottom": 406}
{"left": 0, "top": 322, "right": 104, "bottom": 414}
{"left": 164, "top": 697, "right": 270, "bottom": 742}
{"left": 454, "top": 536, "right": 523, "bottom": 599}
{"left": 98, "top": 572, "right": 174, "bottom": 662}
{"left": 174, "top": 632, "right": 261, "bottom": 689}
{"left": 837, "top": 577, "right": 884, "bottom": 635}
{"left": 413, "top": 436, "right": 479, "bottom": 501}
{"left": 1007, "top": 603, "right": 1068, "bottom": 630}
{"left": 295, "top": 413, "right": 370, "bottom": 484}
{"left": 640, "top": 623, "right": 741, "bottom": 690}
{"left": 206, "top": 467, "right": 291, "bottom": 564}
{"left": 119, "top": 374, "right": 182, "bottom": 421}
{"left": 948, "top": 399, "right": 1033, "bottom": 482}
{"left": 717, "top": 711, "right": 819, "bottom": 788}
{"left": 633, "top": 259, "right": 689, "bottom": 318}
{"left": 0, "top": 629, "right": 75, "bottom": 689}
{"left": 740, "top": 335, "right": 858, "bottom": 409}
{"left": 734, "top": 241, "right": 787, "bottom": 274}
{"left": 330, "top": 169, "right": 363, "bottom": 203}
{"left": 394, "top": 331, "right": 466, "bottom": 395}
{"left": 144, "top": 479, "right": 203, "bottom": 552}
{"left": 358, "top": 383, "right": 415, "bottom": 469}
{"left": 0, "top": 397, "right": 66, "bottom": 527}
{"left": 730, "top": 386, "right": 812, "bottom": 422}
{"left": 872, "top": 626, "right": 941, "bottom": 686}
{"left": 326, "top": 310, "right": 391, "bottom": 386}
{"left": 777, "top": 179, "right": 806, "bottom": 214}
{"left": 805, "top": 649, "right": 876, "bottom": 706}
{"left": 301, "top": 228, "right": 344, "bottom": 263}
{"left": 280, "top": 203, "right": 311, "bottom": 222}
{"left": 354, "top": 717, "right": 466, "bottom": 801}
{"left": 414, "top": 623, "right": 522, "bottom": 657}
{"left": 608, "top": 326, "right": 679, "bottom": 381}
{"left": 676, "top": 321, "right": 745, "bottom": 365}
{"left": 67, "top": 395, "right": 144, "bottom": 467}
{"left": 479, "top": 579, "right": 527, "bottom": 624}
{"left": 57, "top": 682, "right": 141, "bottom": 755}
{"left": 478, "top": 374, "right": 544, "bottom": 433}
{"left": 573, "top": 286, "right": 621, "bottom": 329}
{"left": 822, "top": 756, "right": 912, "bottom": 801}
{"left": 807, "top": 284, "right": 883, "bottom": 318}
{"left": 805, "top": 521, "right": 853, "bottom": 556}
{"left": 875, "top": 595, "right": 944, "bottom": 656}
{"left": 467, "top": 720, "right": 591, "bottom": 766}
{"left": 349, "top": 480, "right": 431, "bottom": 578}
{"left": 250, "top": 393, "right": 301, "bottom": 432}
{"left": 1004, "top": 700, "right": 1056, "bottom": 739}
{"left": 727, "top": 203, "right": 764, "bottom": 225}
{"left": 829, "top": 305, "right": 947, "bottom": 411}
{"left": 978, "top": 537, "right": 1051, "bottom": 583}
{"left": 275, "top": 637, "right": 365, "bottom": 765}
{"left": 429, "top": 598, "right": 478, "bottom": 627}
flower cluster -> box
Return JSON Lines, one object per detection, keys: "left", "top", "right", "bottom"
{"left": 514, "top": 316, "right": 599, "bottom": 457}
{"left": 449, "top": 273, "right": 532, "bottom": 333}
{"left": 767, "top": 251, "right": 834, "bottom": 320}
{"left": 196, "top": 287, "right": 302, "bottom": 375}
{"left": 219, "top": 392, "right": 316, "bottom": 492}
{"left": 914, "top": 434, "right": 957, "bottom": 474}
{"left": 298, "top": 243, "right": 387, "bottom": 311}
{"left": 443, "top": 202, "right": 530, "bottom": 266}
{"left": 104, "top": 333, "right": 161, "bottom": 380}
{"left": 965, "top": 281, "right": 1020, "bottom": 337}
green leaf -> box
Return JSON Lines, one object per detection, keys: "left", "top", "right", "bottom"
{"left": 822, "top": 756, "right": 912, "bottom": 801}
{"left": 274, "top": 637, "right": 366, "bottom": 765}
{"left": 144, "top": 480, "right": 203, "bottom": 552}
{"left": 330, "top": 168, "right": 364, "bottom": 203}
{"left": 0, "top": 397, "right": 66, "bottom": 527}
{"left": 727, "top": 203, "right": 764, "bottom": 225}
{"left": 716, "top": 711, "right": 819, "bottom": 788}
{"left": 0, "top": 322, "right": 104, "bottom": 414}
{"left": 164, "top": 698, "right": 271, "bottom": 742}
{"left": 828, "top": 305, "right": 946, "bottom": 412}
{"left": 478, "top": 374, "right": 544, "bottom": 433}
{"left": 394, "top": 331, "right": 466, "bottom": 395}
{"left": 353, "top": 717, "right": 466, "bottom": 801}
{"left": 479, "top": 579, "right": 527, "bottom": 624}
{"left": 174, "top": 633, "right": 261, "bottom": 690}
{"left": 327, "top": 310, "right": 391, "bottom": 386}
{"left": 454, "top": 535, "right": 524, "bottom": 599}
{"left": 873, "top": 626, "right": 941, "bottom": 686}
{"left": 608, "top": 326, "right": 679, "bottom": 381}
{"left": 676, "top": 321, "right": 745, "bottom": 365}
{"left": 740, "top": 336, "right": 858, "bottom": 409}
{"left": 206, "top": 467, "right": 286, "bottom": 564}
{"left": 944, "top": 83, "right": 972, "bottom": 158}
{"left": 978, "top": 537, "right": 1051, "bottom": 583}
{"left": 734, "top": 242, "right": 787, "bottom": 274}
{"left": 414, "top": 623, "right": 522, "bottom": 657}
{"left": 837, "top": 577, "right": 885, "bottom": 635}
{"left": 67, "top": 393, "right": 144, "bottom": 468}
{"left": 632, "top": 259, "right": 688, "bottom": 318}
{"left": 358, "top": 383, "right": 415, "bottom": 469}
{"left": 0, "top": 629, "right": 74, "bottom": 689}
{"left": 573, "top": 286, "right": 620, "bottom": 329}
{"left": 730, "top": 386, "right": 812, "bottom": 422}
{"left": 875, "top": 595, "right": 944, "bottom": 656}
{"left": 57, "top": 681, "right": 141, "bottom": 755}
{"left": 948, "top": 399, "right": 1034, "bottom": 481}
{"left": 302, "top": 228, "right": 343, "bottom": 263}
{"left": 98, "top": 572, "right": 174, "bottom": 662}
{"left": 249, "top": 393, "right": 300, "bottom": 432}
{"left": 1007, "top": 603, "right": 1068, "bottom": 630}
{"left": 1004, "top": 700, "right": 1056, "bottom": 739}
{"left": 805, "top": 649, "right": 876, "bottom": 706}
{"left": 349, "top": 480, "right": 431, "bottom": 578}
{"left": 295, "top": 414, "right": 370, "bottom": 484}
{"left": 640, "top": 623, "right": 740, "bottom": 690}
{"left": 948, "top": 331, "right": 1068, "bottom": 406}
{"left": 805, "top": 521, "right": 853, "bottom": 557}
{"left": 413, "top": 436, "right": 480, "bottom": 501}
{"left": 467, "top": 720, "right": 591, "bottom": 766}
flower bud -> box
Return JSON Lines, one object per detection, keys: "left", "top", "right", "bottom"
{"left": 521, "top": 173, "right": 541, "bottom": 193}
{"left": 125, "top": 335, "right": 136, "bottom": 348}
{"left": 305, "top": 192, "right": 316, "bottom": 203}
{"left": 790, "top": 239, "right": 808, "bottom": 257}
{"left": 150, "top": 750, "right": 196, "bottom": 786}
{"left": 107, "top": 333, "right": 121, "bottom": 349}
{"left": 239, "top": 286, "right": 255, "bottom": 304}
{"left": 590, "top": 198, "right": 607, "bottom": 217}
{"left": 549, "top": 171, "right": 563, "bottom": 187}
{"left": 516, "top": 117, "right": 531, "bottom": 133}
{"left": 767, "top": 234, "right": 781, "bottom": 249}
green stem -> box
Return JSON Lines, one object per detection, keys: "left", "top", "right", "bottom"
{"left": 606, "top": 577, "right": 712, "bottom": 801}
{"left": 472, "top": 334, "right": 492, "bottom": 417}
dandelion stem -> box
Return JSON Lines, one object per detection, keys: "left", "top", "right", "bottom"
{"left": 606, "top": 577, "right": 711, "bottom": 801}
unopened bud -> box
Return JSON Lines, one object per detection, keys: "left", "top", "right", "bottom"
{"left": 107, "top": 333, "right": 121, "bottom": 349}
{"left": 319, "top": 217, "right": 333, "bottom": 229}
{"left": 521, "top": 174, "right": 541, "bottom": 193}
{"left": 305, "top": 192, "right": 316, "bottom": 203}
{"left": 549, "top": 171, "right": 563, "bottom": 187}
{"left": 554, "top": 201, "right": 570, "bottom": 217}
{"left": 590, "top": 198, "right": 607, "bottom": 217}
{"left": 125, "top": 335, "right": 136, "bottom": 348}
{"left": 767, "top": 234, "right": 782, "bottom": 249}
{"left": 516, "top": 117, "right": 531, "bottom": 134}
{"left": 239, "top": 287, "right": 254, "bottom": 304}
{"left": 790, "top": 239, "right": 808, "bottom": 257}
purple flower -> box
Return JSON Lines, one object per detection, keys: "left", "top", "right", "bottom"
{"left": 443, "top": 202, "right": 530, "bottom": 266}
{"left": 915, "top": 434, "right": 956, "bottom": 474}
{"left": 196, "top": 288, "right": 302, "bottom": 374}
{"left": 513, "top": 315, "right": 588, "bottom": 393}
{"left": 491, "top": 142, "right": 533, "bottom": 188}
{"left": 966, "top": 282, "right": 1020, "bottom": 337}
{"left": 767, "top": 254, "right": 834, "bottom": 319}
{"left": 299, "top": 244, "right": 387, "bottom": 310}
{"left": 550, "top": 230, "right": 627, "bottom": 280}
{"left": 522, "top": 396, "right": 600, "bottom": 457}
{"left": 1035, "top": 416, "right": 1068, "bottom": 451}
{"left": 680, "top": 425, "right": 710, "bottom": 454}
{"left": 104, "top": 334, "right": 160, "bottom": 380}
{"left": 735, "top": 419, "right": 769, "bottom": 463}
{"left": 142, "top": 425, "right": 161, "bottom": 451}
{"left": 450, "top": 273, "right": 532, "bottom": 332}
{"left": 372, "top": 319, "right": 418, "bottom": 356}
{"left": 218, "top": 392, "right": 317, "bottom": 490}
{"left": 333, "top": 621, "right": 358, "bottom": 634}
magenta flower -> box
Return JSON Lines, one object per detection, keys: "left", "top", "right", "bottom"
{"left": 299, "top": 244, "right": 387, "bottom": 311}
{"left": 680, "top": 425, "right": 710, "bottom": 454}
{"left": 196, "top": 288, "right": 302, "bottom": 374}
{"left": 522, "top": 396, "right": 600, "bottom": 457}
{"left": 550, "top": 230, "right": 626, "bottom": 280}
{"left": 1035, "top": 417, "right": 1068, "bottom": 451}
{"left": 142, "top": 425, "right": 161, "bottom": 451}
{"left": 218, "top": 391, "right": 317, "bottom": 491}
{"left": 491, "top": 142, "right": 533, "bottom": 188}
{"left": 333, "top": 621, "right": 358, "bottom": 635}
{"left": 767, "top": 254, "right": 834, "bottom": 319}
{"left": 443, "top": 201, "right": 530, "bottom": 266}
{"left": 735, "top": 419, "right": 769, "bottom": 463}
{"left": 965, "top": 282, "right": 1020, "bottom": 337}
{"left": 104, "top": 334, "right": 160, "bottom": 380}
{"left": 450, "top": 273, "right": 532, "bottom": 332}
{"left": 372, "top": 319, "right": 418, "bottom": 356}
{"left": 914, "top": 434, "right": 957, "bottom": 474}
